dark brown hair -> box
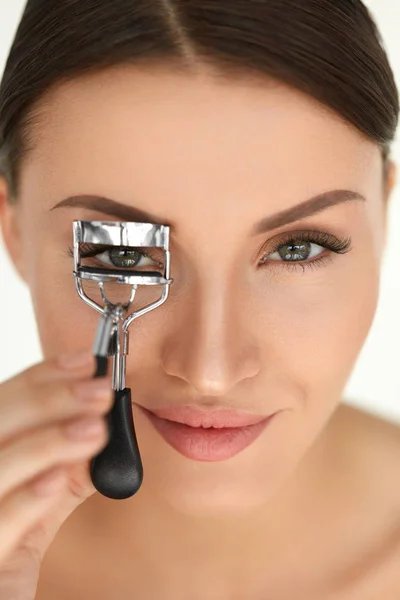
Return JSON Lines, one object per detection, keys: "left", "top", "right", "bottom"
{"left": 0, "top": 0, "right": 398, "bottom": 202}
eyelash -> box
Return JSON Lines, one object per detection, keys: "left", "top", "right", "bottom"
{"left": 66, "top": 230, "right": 352, "bottom": 274}
{"left": 258, "top": 230, "right": 352, "bottom": 273}
{"left": 66, "top": 243, "right": 164, "bottom": 270}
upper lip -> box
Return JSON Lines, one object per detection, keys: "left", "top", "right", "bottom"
{"left": 142, "top": 405, "right": 273, "bottom": 428}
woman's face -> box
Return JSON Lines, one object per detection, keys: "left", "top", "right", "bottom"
{"left": 0, "top": 66, "right": 393, "bottom": 516}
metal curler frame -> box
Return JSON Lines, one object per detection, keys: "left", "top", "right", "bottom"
{"left": 72, "top": 220, "right": 173, "bottom": 499}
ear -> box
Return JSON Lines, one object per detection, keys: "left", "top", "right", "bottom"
{"left": 384, "top": 159, "right": 397, "bottom": 199}
{"left": 0, "top": 175, "right": 27, "bottom": 282}
{"left": 382, "top": 159, "right": 397, "bottom": 242}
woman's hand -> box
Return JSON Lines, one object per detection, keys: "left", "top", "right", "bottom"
{"left": 0, "top": 351, "right": 113, "bottom": 600}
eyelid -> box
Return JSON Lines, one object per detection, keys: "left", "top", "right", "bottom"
{"left": 80, "top": 243, "right": 162, "bottom": 259}
{"left": 259, "top": 228, "right": 348, "bottom": 254}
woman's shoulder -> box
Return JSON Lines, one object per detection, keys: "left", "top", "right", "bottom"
{"left": 329, "top": 401, "right": 400, "bottom": 597}
{"left": 337, "top": 401, "right": 400, "bottom": 460}
{"left": 334, "top": 401, "right": 400, "bottom": 503}
{"left": 338, "top": 399, "right": 400, "bottom": 436}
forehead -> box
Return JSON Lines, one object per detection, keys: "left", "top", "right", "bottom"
{"left": 20, "top": 65, "right": 381, "bottom": 221}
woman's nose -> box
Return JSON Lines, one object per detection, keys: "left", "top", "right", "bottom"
{"left": 160, "top": 280, "right": 261, "bottom": 398}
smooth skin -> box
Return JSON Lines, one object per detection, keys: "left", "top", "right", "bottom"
{"left": 0, "top": 64, "right": 399, "bottom": 599}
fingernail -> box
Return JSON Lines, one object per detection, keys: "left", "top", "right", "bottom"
{"left": 58, "top": 350, "right": 94, "bottom": 370}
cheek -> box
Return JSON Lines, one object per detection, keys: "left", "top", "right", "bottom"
{"left": 28, "top": 242, "right": 98, "bottom": 358}
{"left": 252, "top": 253, "right": 380, "bottom": 412}
{"left": 30, "top": 280, "right": 98, "bottom": 359}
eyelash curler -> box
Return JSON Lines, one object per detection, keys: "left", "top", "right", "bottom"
{"left": 72, "top": 220, "right": 173, "bottom": 500}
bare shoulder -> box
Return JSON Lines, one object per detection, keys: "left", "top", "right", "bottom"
{"left": 336, "top": 401, "right": 400, "bottom": 462}
{"left": 337, "top": 400, "right": 400, "bottom": 437}
{"left": 328, "top": 402, "right": 400, "bottom": 598}
{"left": 333, "top": 401, "right": 400, "bottom": 505}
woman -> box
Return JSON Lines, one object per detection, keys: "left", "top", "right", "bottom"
{"left": 0, "top": 0, "right": 399, "bottom": 598}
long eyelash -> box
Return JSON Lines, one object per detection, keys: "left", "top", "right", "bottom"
{"left": 259, "top": 231, "right": 352, "bottom": 273}
{"left": 66, "top": 243, "right": 151, "bottom": 263}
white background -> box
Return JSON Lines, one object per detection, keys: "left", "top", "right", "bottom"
{"left": 0, "top": 0, "right": 399, "bottom": 422}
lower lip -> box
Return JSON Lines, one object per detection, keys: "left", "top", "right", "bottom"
{"left": 137, "top": 406, "right": 275, "bottom": 461}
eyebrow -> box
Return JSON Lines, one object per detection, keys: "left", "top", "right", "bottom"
{"left": 49, "top": 189, "right": 366, "bottom": 236}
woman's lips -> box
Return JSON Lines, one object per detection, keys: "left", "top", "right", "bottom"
{"left": 137, "top": 405, "right": 276, "bottom": 461}
{"left": 147, "top": 405, "right": 269, "bottom": 428}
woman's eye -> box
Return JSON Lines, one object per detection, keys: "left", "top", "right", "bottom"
{"left": 95, "top": 247, "right": 157, "bottom": 270}
{"left": 72, "top": 244, "right": 164, "bottom": 270}
{"left": 258, "top": 232, "right": 352, "bottom": 273}
{"left": 266, "top": 240, "right": 324, "bottom": 263}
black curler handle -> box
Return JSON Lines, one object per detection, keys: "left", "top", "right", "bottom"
{"left": 89, "top": 355, "right": 143, "bottom": 499}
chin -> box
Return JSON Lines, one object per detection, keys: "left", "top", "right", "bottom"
{"left": 136, "top": 410, "right": 302, "bottom": 518}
